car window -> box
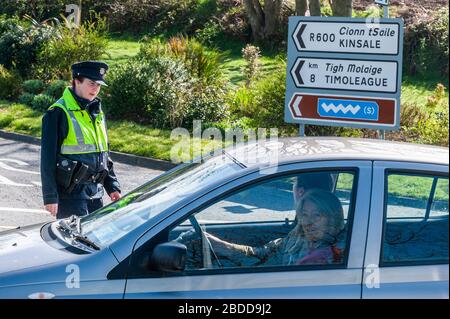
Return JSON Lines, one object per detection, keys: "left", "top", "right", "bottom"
{"left": 381, "top": 172, "right": 449, "bottom": 265}
{"left": 168, "top": 170, "right": 357, "bottom": 272}
{"left": 192, "top": 177, "right": 297, "bottom": 224}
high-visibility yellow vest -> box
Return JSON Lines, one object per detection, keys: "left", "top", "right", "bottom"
{"left": 48, "top": 87, "right": 109, "bottom": 154}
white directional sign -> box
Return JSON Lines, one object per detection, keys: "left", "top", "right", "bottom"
{"left": 293, "top": 20, "right": 400, "bottom": 54}
{"left": 285, "top": 16, "right": 404, "bottom": 130}
{"left": 290, "top": 57, "right": 398, "bottom": 93}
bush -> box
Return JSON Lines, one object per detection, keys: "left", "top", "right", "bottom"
{"left": 0, "top": 64, "right": 22, "bottom": 100}
{"left": 103, "top": 57, "right": 193, "bottom": 128}
{"left": 215, "top": 1, "right": 250, "bottom": 40}
{"left": 193, "top": 1, "right": 251, "bottom": 44}
{"left": 400, "top": 84, "right": 449, "bottom": 146}
{"left": 183, "top": 83, "right": 227, "bottom": 127}
{"left": 228, "top": 85, "right": 256, "bottom": 117}
{"left": 195, "top": 20, "right": 222, "bottom": 46}
{"left": 104, "top": 55, "right": 226, "bottom": 129}
{"left": 0, "top": 15, "right": 23, "bottom": 34}
{"left": 22, "top": 79, "right": 46, "bottom": 95}
{"left": 0, "top": 17, "right": 56, "bottom": 78}
{"left": 45, "top": 80, "right": 68, "bottom": 99}
{"left": 0, "top": 0, "right": 68, "bottom": 22}
{"left": 228, "top": 59, "right": 347, "bottom": 136}
{"left": 138, "top": 36, "right": 224, "bottom": 84}
{"left": 251, "top": 66, "right": 292, "bottom": 132}
{"left": 417, "top": 108, "right": 449, "bottom": 146}
{"left": 99, "top": 0, "right": 161, "bottom": 32}
{"left": 31, "top": 94, "right": 54, "bottom": 112}
{"left": 418, "top": 83, "right": 449, "bottom": 146}
{"left": 105, "top": 0, "right": 199, "bottom": 33}
{"left": 18, "top": 92, "right": 35, "bottom": 106}
{"left": 227, "top": 61, "right": 296, "bottom": 134}
{"left": 0, "top": 0, "right": 113, "bottom": 23}
{"left": 425, "top": 83, "right": 447, "bottom": 109}
{"left": 403, "top": 8, "right": 449, "bottom": 77}
{"left": 36, "top": 14, "right": 109, "bottom": 81}
{"left": 400, "top": 103, "right": 427, "bottom": 128}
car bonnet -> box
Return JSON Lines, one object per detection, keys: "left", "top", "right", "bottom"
{"left": 0, "top": 223, "right": 77, "bottom": 274}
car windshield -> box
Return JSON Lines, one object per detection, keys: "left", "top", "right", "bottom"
{"left": 79, "top": 154, "right": 242, "bottom": 247}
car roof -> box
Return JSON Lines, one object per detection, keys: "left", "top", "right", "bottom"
{"left": 224, "top": 137, "right": 449, "bottom": 167}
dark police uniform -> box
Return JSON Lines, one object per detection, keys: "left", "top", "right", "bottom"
{"left": 40, "top": 61, "right": 121, "bottom": 219}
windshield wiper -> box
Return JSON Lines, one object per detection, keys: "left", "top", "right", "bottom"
{"left": 223, "top": 150, "right": 247, "bottom": 169}
{"left": 57, "top": 219, "right": 74, "bottom": 235}
{"left": 57, "top": 216, "right": 100, "bottom": 251}
{"left": 71, "top": 233, "right": 100, "bottom": 250}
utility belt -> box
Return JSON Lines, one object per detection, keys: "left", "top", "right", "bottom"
{"left": 56, "top": 155, "right": 108, "bottom": 194}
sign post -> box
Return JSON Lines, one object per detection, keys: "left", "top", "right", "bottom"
{"left": 285, "top": 12, "right": 403, "bottom": 137}
{"left": 375, "top": 0, "right": 390, "bottom": 21}
{"left": 377, "top": 0, "right": 390, "bottom": 139}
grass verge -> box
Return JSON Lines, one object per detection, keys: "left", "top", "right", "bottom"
{"left": 0, "top": 102, "right": 221, "bottom": 162}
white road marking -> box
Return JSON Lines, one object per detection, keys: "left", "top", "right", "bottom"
{"left": 32, "top": 181, "right": 42, "bottom": 186}
{"left": 0, "top": 158, "right": 30, "bottom": 166}
{"left": 0, "top": 174, "right": 33, "bottom": 187}
{"left": 0, "top": 159, "right": 40, "bottom": 175}
{"left": 0, "top": 207, "right": 48, "bottom": 214}
{"left": 0, "top": 226, "right": 18, "bottom": 230}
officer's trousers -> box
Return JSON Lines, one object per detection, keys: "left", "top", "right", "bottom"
{"left": 57, "top": 198, "right": 103, "bottom": 219}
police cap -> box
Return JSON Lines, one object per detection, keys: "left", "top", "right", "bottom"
{"left": 71, "top": 61, "right": 109, "bottom": 86}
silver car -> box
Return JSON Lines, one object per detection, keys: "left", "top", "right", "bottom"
{"left": 0, "top": 137, "right": 448, "bottom": 298}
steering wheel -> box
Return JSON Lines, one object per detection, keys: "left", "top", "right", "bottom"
{"left": 188, "top": 216, "right": 222, "bottom": 269}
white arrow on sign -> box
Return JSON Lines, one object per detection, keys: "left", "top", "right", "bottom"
{"left": 290, "top": 57, "right": 398, "bottom": 93}
{"left": 288, "top": 94, "right": 303, "bottom": 118}
{"left": 293, "top": 20, "right": 400, "bottom": 55}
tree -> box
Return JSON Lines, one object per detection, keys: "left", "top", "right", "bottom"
{"left": 243, "top": 0, "right": 283, "bottom": 42}
{"left": 330, "top": 0, "right": 352, "bottom": 17}
{"left": 296, "top": 0, "right": 353, "bottom": 17}
{"left": 244, "top": 0, "right": 352, "bottom": 42}
{"left": 309, "top": 0, "right": 321, "bottom": 16}
{"left": 295, "top": 0, "right": 321, "bottom": 17}
{"left": 295, "top": 0, "right": 307, "bottom": 16}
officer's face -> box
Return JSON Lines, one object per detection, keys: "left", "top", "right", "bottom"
{"left": 75, "top": 78, "right": 101, "bottom": 101}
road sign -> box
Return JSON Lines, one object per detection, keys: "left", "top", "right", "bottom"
{"left": 290, "top": 57, "right": 398, "bottom": 93}
{"left": 375, "top": 0, "right": 389, "bottom": 6}
{"left": 288, "top": 93, "right": 397, "bottom": 128}
{"left": 285, "top": 16, "right": 403, "bottom": 131}
{"left": 293, "top": 20, "right": 401, "bottom": 55}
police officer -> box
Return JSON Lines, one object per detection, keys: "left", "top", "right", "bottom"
{"left": 41, "top": 61, "right": 121, "bottom": 219}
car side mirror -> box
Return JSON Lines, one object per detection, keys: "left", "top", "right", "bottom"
{"left": 148, "top": 241, "right": 187, "bottom": 272}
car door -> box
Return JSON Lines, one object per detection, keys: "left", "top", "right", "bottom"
{"left": 363, "top": 161, "right": 449, "bottom": 298}
{"left": 123, "top": 161, "right": 372, "bottom": 298}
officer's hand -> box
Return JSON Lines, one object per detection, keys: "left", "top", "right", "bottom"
{"left": 109, "top": 191, "right": 121, "bottom": 202}
{"left": 45, "top": 204, "right": 58, "bottom": 217}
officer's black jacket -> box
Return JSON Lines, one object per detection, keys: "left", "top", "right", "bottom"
{"left": 40, "top": 88, "right": 121, "bottom": 205}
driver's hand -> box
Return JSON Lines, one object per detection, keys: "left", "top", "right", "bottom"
{"left": 175, "top": 229, "right": 197, "bottom": 243}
